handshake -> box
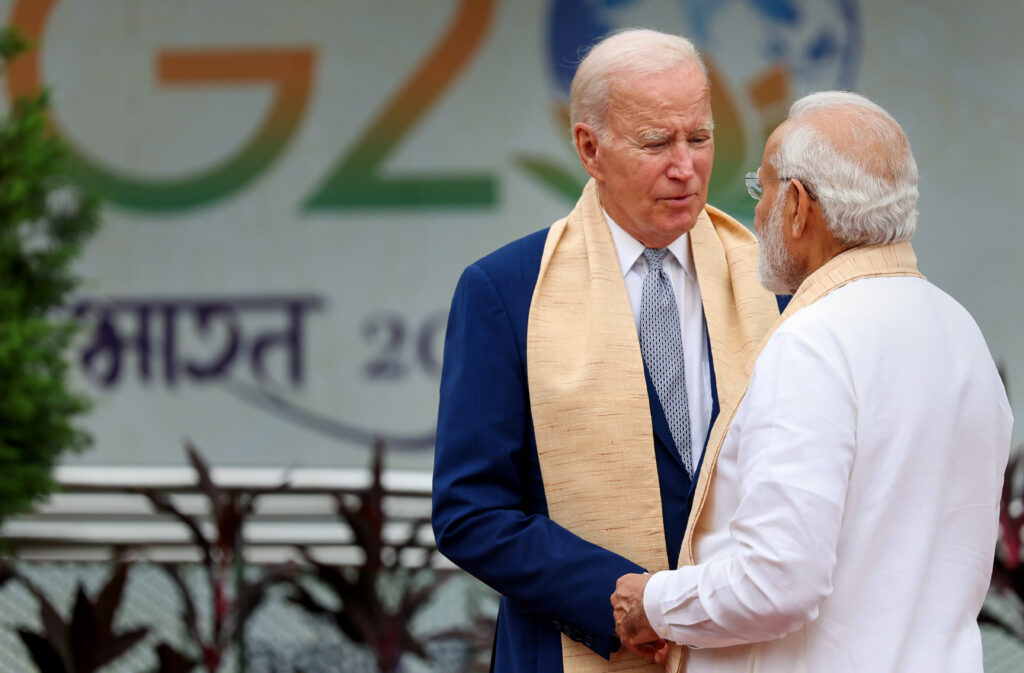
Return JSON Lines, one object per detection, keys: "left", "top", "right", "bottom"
{"left": 611, "top": 572, "right": 671, "bottom": 665}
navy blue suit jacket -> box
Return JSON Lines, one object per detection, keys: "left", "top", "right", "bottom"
{"left": 432, "top": 228, "right": 785, "bottom": 672}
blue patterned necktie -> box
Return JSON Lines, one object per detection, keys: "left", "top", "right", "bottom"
{"left": 640, "top": 248, "right": 693, "bottom": 476}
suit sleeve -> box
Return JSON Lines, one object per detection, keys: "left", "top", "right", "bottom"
{"left": 432, "top": 263, "right": 644, "bottom": 658}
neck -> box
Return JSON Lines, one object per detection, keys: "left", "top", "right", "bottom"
{"left": 796, "top": 214, "right": 859, "bottom": 283}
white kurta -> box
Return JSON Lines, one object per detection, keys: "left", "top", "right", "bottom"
{"left": 644, "top": 275, "right": 1013, "bottom": 673}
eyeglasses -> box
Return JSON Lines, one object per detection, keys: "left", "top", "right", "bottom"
{"left": 744, "top": 171, "right": 817, "bottom": 201}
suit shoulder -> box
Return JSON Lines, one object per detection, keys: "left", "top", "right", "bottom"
{"left": 466, "top": 227, "right": 550, "bottom": 293}
{"left": 474, "top": 227, "right": 550, "bottom": 273}
{"left": 450, "top": 227, "right": 550, "bottom": 347}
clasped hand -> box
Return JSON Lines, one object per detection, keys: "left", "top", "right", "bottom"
{"left": 611, "top": 572, "right": 671, "bottom": 665}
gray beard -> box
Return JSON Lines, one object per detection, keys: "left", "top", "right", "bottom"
{"left": 757, "top": 196, "right": 805, "bottom": 295}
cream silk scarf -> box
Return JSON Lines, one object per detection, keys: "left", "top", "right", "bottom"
{"left": 526, "top": 179, "right": 779, "bottom": 673}
{"left": 667, "top": 241, "right": 923, "bottom": 673}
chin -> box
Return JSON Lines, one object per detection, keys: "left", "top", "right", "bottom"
{"left": 758, "top": 264, "right": 803, "bottom": 295}
{"left": 757, "top": 274, "right": 791, "bottom": 295}
{"left": 660, "top": 216, "right": 700, "bottom": 238}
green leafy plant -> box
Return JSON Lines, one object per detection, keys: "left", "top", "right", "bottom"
{"left": 138, "top": 443, "right": 295, "bottom": 672}
{"left": 0, "top": 27, "right": 100, "bottom": 526}
{"left": 0, "top": 559, "right": 149, "bottom": 673}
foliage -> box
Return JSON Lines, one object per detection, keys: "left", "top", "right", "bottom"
{"left": 284, "top": 438, "right": 448, "bottom": 673}
{"left": 137, "top": 442, "right": 296, "bottom": 672}
{"left": 981, "top": 448, "right": 1024, "bottom": 640}
{"left": 0, "top": 27, "right": 100, "bottom": 525}
{"left": 1, "top": 558, "right": 149, "bottom": 673}
{"left": 0, "top": 437, "right": 495, "bottom": 672}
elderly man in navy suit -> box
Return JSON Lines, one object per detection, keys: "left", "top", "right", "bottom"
{"left": 432, "top": 28, "right": 785, "bottom": 673}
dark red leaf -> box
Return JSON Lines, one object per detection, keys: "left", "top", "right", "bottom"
{"left": 0, "top": 563, "right": 15, "bottom": 589}
{"left": 15, "top": 575, "right": 72, "bottom": 666}
{"left": 69, "top": 587, "right": 100, "bottom": 672}
{"left": 141, "top": 489, "right": 213, "bottom": 565}
{"left": 214, "top": 495, "right": 243, "bottom": 558}
{"left": 101, "top": 627, "right": 150, "bottom": 666}
{"left": 154, "top": 642, "right": 198, "bottom": 673}
{"left": 185, "top": 441, "right": 225, "bottom": 513}
{"left": 94, "top": 560, "right": 131, "bottom": 632}
{"left": 17, "top": 630, "right": 69, "bottom": 673}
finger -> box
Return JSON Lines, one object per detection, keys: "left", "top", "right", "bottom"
{"left": 638, "top": 642, "right": 662, "bottom": 663}
{"left": 654, "top": 642, "right": 671, "bottom": 666}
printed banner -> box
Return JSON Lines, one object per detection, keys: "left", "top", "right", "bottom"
{"left": 1, "top": 0, "right": 1020, "bottom": 469}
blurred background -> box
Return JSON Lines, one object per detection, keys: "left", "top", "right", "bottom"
{"left": 0, "top": 0, "right": 1021, "bottom": 671}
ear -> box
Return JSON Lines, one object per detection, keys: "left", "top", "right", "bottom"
{"left": 787, "top": 178, "right": 813, "bottom": 240}
{"left": 574, "top": 123, "right": 604, "bottom": 180}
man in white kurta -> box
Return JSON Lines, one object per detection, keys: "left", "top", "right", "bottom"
{"left": 610, "top": 91, "right": 1013, "bottom": 673}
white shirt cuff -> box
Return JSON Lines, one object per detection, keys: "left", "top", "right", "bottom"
{"left": 643, "top": 569, "right": 674, "bottom": 641}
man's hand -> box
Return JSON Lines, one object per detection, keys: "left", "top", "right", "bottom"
{"left": 611, "top": 572, "right": 670, "bottom": 663}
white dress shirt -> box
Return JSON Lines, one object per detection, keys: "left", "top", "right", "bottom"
{"left": 643, "top": 276, "right": 1012, "bottom": 672}
{"left": 605, "top": 212, "right": 711, "bottom": 467}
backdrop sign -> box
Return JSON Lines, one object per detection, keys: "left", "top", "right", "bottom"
{"left": 1, "top": 0, "right": 1020, "bottom": 470}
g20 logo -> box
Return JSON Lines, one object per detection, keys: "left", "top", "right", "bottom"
{"left": 7, "top": 0, "right": 859, "bottom": 218}
{"left": 6, "top": 0, "right": 497, "bottom": 212}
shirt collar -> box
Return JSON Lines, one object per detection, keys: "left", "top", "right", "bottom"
{"left": 603, "top": 210, "right": 697, "bottom": 282}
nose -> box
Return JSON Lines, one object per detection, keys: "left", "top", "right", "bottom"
{"left": 666, "top": 144, "right": 696, "bottom": 181}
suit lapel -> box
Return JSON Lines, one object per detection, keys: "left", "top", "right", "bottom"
{"left": 643, "top": 361, "right": 685, "bottom": 471}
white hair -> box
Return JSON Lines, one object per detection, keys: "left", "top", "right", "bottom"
{"left": 569, "top": 28, "right": 707, "bottom": 140}
{"left": 758, "top": 189, "right": 803, "bottom": 294}
{"left": 771, "top": 91, "right": 918, "bottom": 246}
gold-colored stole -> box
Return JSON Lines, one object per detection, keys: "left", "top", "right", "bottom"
{"left": 527, "top": 179, "right": 778, "bottom": 672}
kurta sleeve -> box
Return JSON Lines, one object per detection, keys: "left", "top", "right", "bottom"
{"left": 643, "top": 327, "right": 857, "bottom": 648}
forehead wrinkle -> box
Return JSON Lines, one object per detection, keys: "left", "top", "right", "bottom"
{"left": 606, "top": 68, "right": 710, "bottom": 115}
{"left": 603, "top": 72, "right": 714, "bottom": 150}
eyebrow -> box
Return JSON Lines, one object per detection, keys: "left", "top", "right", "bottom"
{"left": 639, "top": 130, "right": 670, "bottom": 142}
{"left": 638, "top": 121, "right": 715, "bottom": 143}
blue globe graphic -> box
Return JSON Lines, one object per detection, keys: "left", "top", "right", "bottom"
{"left": 547, "top": 0, "right": 860, "bottom": 98}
